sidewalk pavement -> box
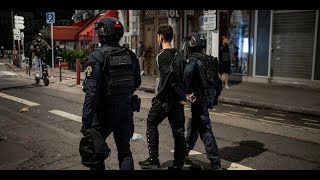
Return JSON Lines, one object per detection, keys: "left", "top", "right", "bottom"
{"left": 5, "top": 60, "right": 320, "bottom": 117}
{"left": 140, "top": 75, "right": 320, "bottom": 117}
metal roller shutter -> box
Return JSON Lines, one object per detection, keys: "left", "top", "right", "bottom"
{"left": 271, "top": 10, "right": 316, "bottom": 80}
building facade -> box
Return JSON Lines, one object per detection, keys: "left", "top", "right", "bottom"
{"left": 120, "top": 10, "right": 319, "bottom": 87}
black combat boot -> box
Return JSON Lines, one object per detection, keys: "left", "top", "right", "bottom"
{"left": 138, "top": 157, "right": 160, "bottom": 169}
{"left": 90, "top": 163, "right": 105, "bottom": 170}
{"left": 210, "top": 161, "right": 221, "bottom": 170}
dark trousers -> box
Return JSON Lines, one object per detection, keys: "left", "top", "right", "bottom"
{"left": 186, "top": 99, "right": 220, "bottom": 164}
{"left": 146, "top": 97, "right": 186, "bottom": 166}
{"left": 93, "top": 97, "right": 134, "bottom": 170}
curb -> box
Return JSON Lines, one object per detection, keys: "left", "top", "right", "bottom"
{"left": 138, "top": 85, "right": 320, "bottom": 117}
{"left": 138, "top": 85, "right": 155, "bottom": 93}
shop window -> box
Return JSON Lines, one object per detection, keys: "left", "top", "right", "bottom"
{"left": 219, "top": 10, "right": 251, "bottom": 75}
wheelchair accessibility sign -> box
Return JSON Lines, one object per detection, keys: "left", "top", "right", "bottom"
{"left": 46, "top": 12, "right": 55, "bottom": 24}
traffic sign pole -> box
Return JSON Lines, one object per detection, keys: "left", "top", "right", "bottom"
{"left": 46, "top": 12, "right": 55, "bottom": 77}
{"left": 51, "top": 23, "right": 54, "bottom": 77}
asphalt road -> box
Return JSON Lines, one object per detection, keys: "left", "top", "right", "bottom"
{"left": 0, "top": 69, "right": 319, "bottom": 170}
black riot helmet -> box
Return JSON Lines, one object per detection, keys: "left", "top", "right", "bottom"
{"left": 94, "top": 17, "right": 124, "bottom": 44}
{"left": 183, "top": 32, "right": 206, "bottom": 53}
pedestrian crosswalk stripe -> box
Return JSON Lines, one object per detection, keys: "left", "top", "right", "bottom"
{"left": 48, "top": 109, "right": 81, "bottom": 122}
{"left": 0, "top": 92, "right": 40, "bottom": 106}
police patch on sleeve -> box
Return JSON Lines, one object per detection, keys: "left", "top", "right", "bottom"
{"left": 85, "top": 66, "right": 93, "bottom": 77}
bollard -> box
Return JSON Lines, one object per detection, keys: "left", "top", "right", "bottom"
{"left": 76, "top": 58, "right": 80, "bottom": 85}
{"left": 59, "top": 58, "right": 62, "bottom": 82}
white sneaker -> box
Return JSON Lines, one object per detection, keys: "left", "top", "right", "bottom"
{"left": 225, "top": 85, "right": 230, "bottom": 89}
{"left": 140, "top": 70, "right": 145, "bottom": 76}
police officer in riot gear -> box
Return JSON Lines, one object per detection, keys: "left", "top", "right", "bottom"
{"left": 81, "top": 17, "right": 141, "bottom": 170}
{"left": 183, "top": 32, "right": 222, "bottom": 169}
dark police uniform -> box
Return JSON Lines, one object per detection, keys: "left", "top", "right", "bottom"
{"left": 82, "top": 43, "right": 141, "bottom": 170}
{"left": 183, "top": 53, "right": 221, "bottom": 168}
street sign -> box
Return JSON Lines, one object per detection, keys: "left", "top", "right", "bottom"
{"left": 46, "top": 12, "right": 55, "bottom": 24}
{"left": 14, "top": 15, "right": 24, "bottom": 21}
{"left": 203, "top": 13, "right": 217, "bottom": 31}
{"left": 13, "top": 28, "right": 20, "bottom": 35}
{"left": 14, "top": 15, "right": 25, "bottom": 30}
{"left": 13, "top": 34, "right": 20, "bottom": 40}
{"left": 15, "top": 24, "right": 25, "bottom": 30}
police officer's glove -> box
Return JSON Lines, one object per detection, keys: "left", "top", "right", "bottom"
{"left": 81, "top": 78, "right": 87, "bottom": 93}
{"left": 80, "top": 125, "right": 90, "bottom": 136}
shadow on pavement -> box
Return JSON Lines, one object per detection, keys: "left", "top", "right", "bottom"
{"left": 219, "top": 140, "right": 267, "bottom": 163}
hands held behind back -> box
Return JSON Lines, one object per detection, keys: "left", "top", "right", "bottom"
{"left": 180, "top": 93, "right": 196, "bottom": 105}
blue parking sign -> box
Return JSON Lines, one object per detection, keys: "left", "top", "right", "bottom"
{"left": 46, "top": 12, "right": 55, "bottom": 24}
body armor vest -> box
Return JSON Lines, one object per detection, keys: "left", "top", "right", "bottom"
{"left": 99, "top": 46, "right": 135, "bottom": 96}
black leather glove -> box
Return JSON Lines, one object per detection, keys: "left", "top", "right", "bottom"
{"left": 80, "top": 125, "right": 90, "bottom": 136}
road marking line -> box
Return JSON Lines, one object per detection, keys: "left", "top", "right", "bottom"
{"left": 255, "top": 118, "right": 320, "bottom": 132}
{"left": 170, "top": 150, "right": 256, "bottom": 170}
{"left": 222, "top": 112, "right": 244, "bottom": 117}
{"left": 171, "top": 149, "right": 202, "bottom": 155}
{"left": 271, "top": 113, "right": 286, "bottom": 117}
{"left": 213, "top": 110, "right": 319, "bottom": 132}
{"left": 301, "top": 118, "right": 318, "bottom": 122}
{"left": 227, "top": 163, "right": 256, "bottom": 170}
{"left": 209, "top": 112, "right": 227, "bottom": 116}
{"left": 229, "top": 111, "right": 247, "bottom": 115}
{"left": 264, "top": 116, "right": 285, "bottom": 121}
{"left": 0, "top": 63, "right": 5, "bottom": 65}
{"left": 211, "top": 108, "right": 216, "bottom": 111}
{"left": 0, "top": 93, "right": 40, "bottom": 106}
{"left": 222, "top": 104, "right": 235, "bottom": 107}
{"left": 304, "top": 122, "right": 320, "bottom": 127}
{"left": 48, "top": 109, "right": 81, "bottom": 122}
{"left": 243, "top": 107, "right": 258, "bottom": 112}
{"left": 184, "top": 107, "right": 191, "bottom": 111}
{"left": 1, "top": 71, "right": 18, "bottom": 76}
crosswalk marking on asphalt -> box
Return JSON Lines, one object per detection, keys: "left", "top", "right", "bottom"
{"left": 0, "top": 63, "right": 5, "bottom": 65}
{"left": 48, "top": 109, "right": 82, "bottom": 122}
{"left": 0, "top": 92, "right": 40, "bottom": 106}
{"left": 170, "top": 149, "right": 256, "bottom": 170}
{"left": 1, "top": 71, "right": 18, "bottom": 76}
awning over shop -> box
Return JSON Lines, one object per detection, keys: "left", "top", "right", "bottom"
{"left": 53, "top": 26, "right": 81, "bottom": 41}
{"left": 77, "top": 10, "right": 119, "bottom": 41}
{"left": 69, "top": 16, "right": 94, "bottom": 27}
